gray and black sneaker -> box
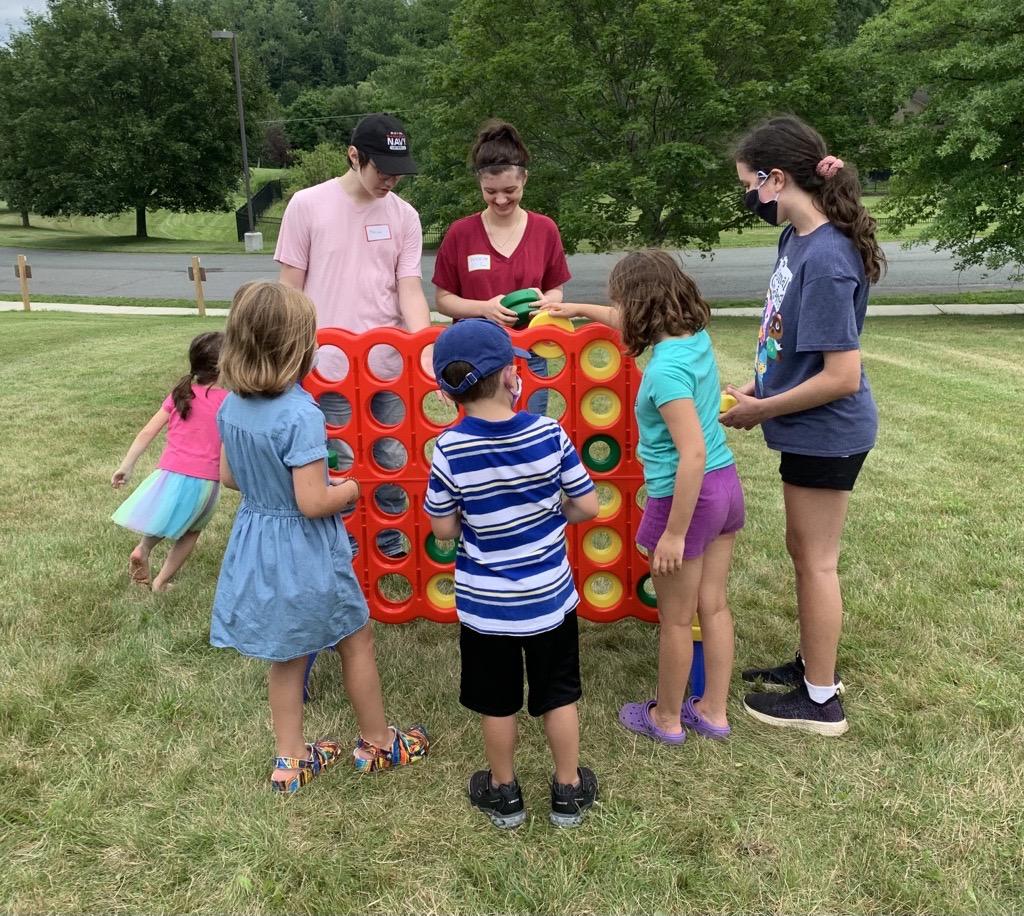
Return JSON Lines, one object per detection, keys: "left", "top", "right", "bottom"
{"left": 741, "top": 651, "right": 845, "bottom": 695}
{"left": 550, "top": 767, "right": 598, "bottom": 828}
{"left": 743, "top": 683, "right": 849, "bottom": 737}
{"left": 467, "top": 770, "right": 526, "bottom": 829}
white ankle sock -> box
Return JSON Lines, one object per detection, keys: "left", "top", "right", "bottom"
{"left": 804, "top": 677, "right": 837, "bottom": 704}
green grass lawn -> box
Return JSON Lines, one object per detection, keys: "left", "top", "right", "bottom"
{"left": 0, "top": 169, "right": 286, "bottom": 254}
{"left": 1, "top": 313, "right": 1022, "bottom": 913}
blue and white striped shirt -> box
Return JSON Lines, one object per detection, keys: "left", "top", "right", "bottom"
{"left": 424, "top": 413, "right": 595, "bottom": 636}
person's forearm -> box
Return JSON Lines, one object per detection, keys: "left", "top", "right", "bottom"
{"left": 435, "top": 290, "right": 491, "bottom": 319}
{"left": 563, "top": 303, "right": 620, "bottom": 328}
{"left": 664, "top": 451, "right": 705, "bottom": 537}
{"left": 399, "top": 290, "right": 432, "bottom": 332}
{"left": 759, "top": 366, "right": 860, "bottom": 420}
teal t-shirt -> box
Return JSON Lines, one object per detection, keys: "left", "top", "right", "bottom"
{"left": 635, "top": 331, "right": 734, "bottom": 498}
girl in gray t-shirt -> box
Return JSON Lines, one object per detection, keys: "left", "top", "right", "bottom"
{"left": 723, "top": 115, "right": 886, "bottom": 737}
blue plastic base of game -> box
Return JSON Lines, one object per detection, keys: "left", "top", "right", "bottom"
{"left": 302, "top": 640, "right": 706, "bottom": 704}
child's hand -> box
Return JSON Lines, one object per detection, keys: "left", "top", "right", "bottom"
{"left": 330, "top": 477, "right": 360, "bottom": 507}
{"left": 537, "top": 302, "right": 582, "bottom": 320}
{"left": 652, "top": 532, "right": 686, "bottom": 577}
{"left": 111, "top": 467, "right": 131, "bottom": 488}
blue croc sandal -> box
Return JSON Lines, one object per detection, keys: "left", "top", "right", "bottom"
{"left": 681, "top": 696, "right": 731, "bottom": 741}
{"left": 618, "top": 699, "right": 686, "bottom": 746}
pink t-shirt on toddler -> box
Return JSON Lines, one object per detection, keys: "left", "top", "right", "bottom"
{"left": 157, "top": 385, "right": 229, "bottom": 481}
{"left": 274, "top": 178, "right": 423, "bottom": 380}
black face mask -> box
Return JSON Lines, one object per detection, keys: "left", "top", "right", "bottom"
{"left": 744, "top": 187, "right": 779, "bottom": 226}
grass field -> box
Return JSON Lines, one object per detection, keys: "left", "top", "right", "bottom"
{"left": 0, "top": 170, "right": 286, "bottom": 254}
{"left": 1, "top": 313, "right": 1022, "bottom": 913}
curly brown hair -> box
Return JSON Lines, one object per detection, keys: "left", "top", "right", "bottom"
{"left": 608, "top": 250, "right": 710, "bottom": 357}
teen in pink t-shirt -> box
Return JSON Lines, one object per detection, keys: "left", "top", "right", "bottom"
{"left": 111, "top": 332, "right": 227, "bottom": 592}
{"left": 275, "top": 113, "right": 430, "bottom": 559}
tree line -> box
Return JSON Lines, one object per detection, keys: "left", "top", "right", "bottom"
{"left": 0, "top": 0, "right": 1019, "bottom": 274}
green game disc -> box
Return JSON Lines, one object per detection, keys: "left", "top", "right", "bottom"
{"left": 327, "top": 448, "right": 339, "bottom": 470}
{"left": 582, "top": 434, "right": 621, "bottom": 473}
{"left": 500, "top": 288, "right": 541, "bottom": 328}
{"left": 637, "top": 574, "right": 658, "bottom": 608}
{"left": 425, "top": 533, "right": 457, "bottom": 564}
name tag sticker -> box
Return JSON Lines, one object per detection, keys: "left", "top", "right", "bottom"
{"left": 365, "top": 224, "right": 392, "bottom": 242}
{"left": 467, "top": 254, "right": 491, "bottom": 272}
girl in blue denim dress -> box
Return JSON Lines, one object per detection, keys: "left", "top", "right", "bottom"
{"left": 211, "top": 281, "right": 429, "bottom": 793}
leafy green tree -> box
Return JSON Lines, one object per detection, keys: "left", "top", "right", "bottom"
{"left": 0, "top": 0, "right": 271, "bottom": 238}
{"left": 853, "top": 0, "right": 1024, "bottom": 272}
{"left": 282, "top": 83, "right": 375, "bottom": 150}
{"left": 377, "top": 0, "right": 836, "bottom": 252}
{"left": 284, "top": 142, "right": 348, "bottom": 196}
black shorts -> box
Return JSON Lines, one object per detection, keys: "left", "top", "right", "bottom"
{"left": 460, "top": 611, "right": 582, "bottom": 718}
{"left": 779, "top": 450, "right": 870, "bottom": 491}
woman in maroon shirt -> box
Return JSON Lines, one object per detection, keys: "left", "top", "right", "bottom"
{"left": 432, "top": 120, "right": 571, "bottom": 413}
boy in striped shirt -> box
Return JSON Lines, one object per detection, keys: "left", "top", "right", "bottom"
{"left": 425, "top": 318, "right": 600, "bottom": 829}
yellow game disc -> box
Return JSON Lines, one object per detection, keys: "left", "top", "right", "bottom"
{"left": 582, "top": 527, "right": 624, "bottom": 564}
{"left": 527, "top": 311, "right": 573, "bottom": 359}
{"left": 583, "top": 573, "right": 624, "bottom": 610}
{"left": 720, "top": 392, "right": 738, "bottom": 413}
{"left": 596, "top": 482, "right": 623, "bottom": 519}
{"left": 580, "top": 387, "right": 622, "bottom": 427}
{"left": 425, "top": 573, "right": 456, "bottom": 610}
{"left": 580, "top": 340, "right": 622, "bottom": 382}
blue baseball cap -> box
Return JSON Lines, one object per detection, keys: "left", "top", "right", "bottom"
{"left": 433, "top": 318, "right": 531, "bottom": 396}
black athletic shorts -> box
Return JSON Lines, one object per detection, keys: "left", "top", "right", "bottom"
{"left": 779, "top": 450, "right": 870, "bottom": 491}
{"left": 459, "top": 611, "right": 582, "bottom": 718}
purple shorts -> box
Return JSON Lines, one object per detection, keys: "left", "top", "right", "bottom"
{"left": 636, "top": 464, "right": 745, "bottom": 560}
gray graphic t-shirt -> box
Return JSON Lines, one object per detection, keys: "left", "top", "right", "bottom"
{"left": 755, "top": 223, "right": 878, "bottom": 456}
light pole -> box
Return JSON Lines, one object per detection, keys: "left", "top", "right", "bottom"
{"left": 211, "top": 29, "right": 255, "bottom": 242}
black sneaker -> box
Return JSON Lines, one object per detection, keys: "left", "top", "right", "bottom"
{"left": 467, "top": 770, "right": 526, "bottom": 829}
{"left": 550, "top": 767, "right": 598, "bottom": 828}
{"left": 741, "top": 651, "right": 845, "bottom": 694}
{"left": 743, "top": 684, "right": 849, "bottom": 736}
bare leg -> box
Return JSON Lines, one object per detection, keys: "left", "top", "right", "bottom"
{"left": 543, "top": 703, "right": 580, "bottom": 786}
{"left": 152, "top": 530, "right": 201, "bottom": 591}
{"left": 783, "top": 484, "right": 851, "bottom": 688}
{"left": 652, "top": 556, "right": 703, "bottom": 735}
{"left": 130, "top": 535, "right": 161, "bottom": 585}
{"left": 336, "top": 623, "right": 392, "bottom": 749}
{"left": 481, "top": 714, "right": 518, "bottom": 786}
{"left": 269, "top": 657, "right": 308, "bottom": 781}
{"left": 693, "top": 533, "right": 736, "bottom": 727}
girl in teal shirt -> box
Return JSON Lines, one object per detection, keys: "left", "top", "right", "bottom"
{"left": 544, "top": 250, "right": 745, "bottom": 744}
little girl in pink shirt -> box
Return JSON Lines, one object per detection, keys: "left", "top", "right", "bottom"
{"left": 112, "top": 331, "right": 227, "bottom": 592}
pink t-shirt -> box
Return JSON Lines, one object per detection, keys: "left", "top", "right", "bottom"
{"left": 274, "top": 178, "right": 423, "bottom": 380}
{"left": 157, "top": 385, "right": 229, "bottom": 481}
{"left": 432, "top": 211, "right": 571, "bottom": 300}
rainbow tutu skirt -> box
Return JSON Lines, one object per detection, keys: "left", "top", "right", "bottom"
{"left": 112, "top": 469, "right": 220, "bottom": 540}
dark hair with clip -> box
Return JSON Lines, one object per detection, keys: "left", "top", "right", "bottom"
{"left": 735, "top": 115, "right": 886, "bottom": 283}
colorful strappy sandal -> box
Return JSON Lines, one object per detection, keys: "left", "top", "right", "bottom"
{"left": 353, "top": 724, "right": 430, "bottom": 774}
{"left": 271, "top": 739, "right": 344, "bottom": 793}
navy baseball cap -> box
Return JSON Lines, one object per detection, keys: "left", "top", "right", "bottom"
{"left": 350, "top": 113, "right": 418, "bottom": 175}
{"left": 433, "top": 319, "right": 531, "bottom": 396}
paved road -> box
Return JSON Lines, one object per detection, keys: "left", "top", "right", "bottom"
{"left": 1, "top": 242, "right": 1020, "bottom": 304}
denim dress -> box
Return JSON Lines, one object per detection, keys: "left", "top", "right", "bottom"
{"left": 210, "top": 384, "right": 369, "bottom": 661}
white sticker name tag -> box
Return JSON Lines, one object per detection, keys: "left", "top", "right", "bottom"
{"left": 365, "top": 224, "right": 392, "bottom": 242}
{"left": 467, "top": 254, "right": 491, "bottom": 272}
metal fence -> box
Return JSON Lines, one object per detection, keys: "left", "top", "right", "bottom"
{"left": 236, "top": 179, "right": 283, "bottom": 241}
